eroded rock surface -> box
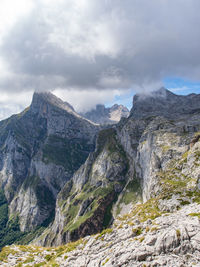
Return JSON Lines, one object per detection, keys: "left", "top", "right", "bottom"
{"left": 0, "top": 92, "right": 99, "bottom": 244}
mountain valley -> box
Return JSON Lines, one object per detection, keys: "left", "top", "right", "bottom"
{"left": 0, "top": 88, "right": 200, "bottom": 266}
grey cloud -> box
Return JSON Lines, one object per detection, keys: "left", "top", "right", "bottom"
{"left": 1, "top": 0, "right": 200, "bottom": 93}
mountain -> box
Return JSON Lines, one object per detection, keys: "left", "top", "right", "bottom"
{"left": 81, "top": 104, "right": 129, "bottom": 124}
{"left": 0, "top": 92, "right": 99, "bottom": 248}
{"left": 1, "top": 88, "right": 200, "bottom": 266}
{"left": 131, "top": 87, "right": 200, "bottom": 119}
{"left": 32, "top": 88, "right": 200, "bottom": 248}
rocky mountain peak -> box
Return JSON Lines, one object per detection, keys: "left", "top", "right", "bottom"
{"left": 132, "top": 87, "right": 176, "bottom": 105}
{"left": 81, "top": 103, "right": 129, "bottom": 125}
{"left": 131, "top": 87, "right": 200, "bottom": 119}
{"left": 30, "top": 91, "right": 75, "bottom": 115}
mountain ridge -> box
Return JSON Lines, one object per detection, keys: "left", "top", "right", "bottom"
{"left": 81, "top": 103, "right": 129, "bottom": 125}
{"left": 0, "top": 91, "right": 99, "bottom": 249}
{"left": 131, "top": 87, "right": 200, "bottom": 118}
{"left": 1, "top": 88, "right": 200, "bottom": 267}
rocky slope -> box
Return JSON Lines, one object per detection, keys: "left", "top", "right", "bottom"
{"left": 81, "top": 104, "right": 129, "bottom": 124}
{"left": 0, "top": 92, "right": 99, "bottom": 248}
{"left": 32, "top": 88, "right": 200, "bottom": 248}
{"left": 1, "top": 88, "right": 200, "bottom": 266}
{"left": 35, "top": 127, "right": 132, "bottom": 246}
{"left": 1, "top": 203, "right": 200, "bottom": 266}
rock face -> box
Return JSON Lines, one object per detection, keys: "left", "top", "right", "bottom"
{"left": 131, "top": 87, "right": 200, "bottom": 119}
{"left": 81, "top": 104, "right": 129, "bottom": 124}
{"left": 36, "top": 128, "right": 131, "bottom": 246}
{"left": 1, "top": 87, "right": 200, "bottom": 266}
{"left": 34, "top": 88, "right": 200, "bottom": 248}
{"left": 0, "top": 92, "right": 99, "bottom": 247}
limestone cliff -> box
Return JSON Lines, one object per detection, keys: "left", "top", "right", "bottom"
{"left": 2, "top": 88, "right": 200, "bottom": 266}
{"left": 35, "top": 88, "right": 200, "bottom": 249}
{"left": 0, "top": 92, "right": 99, "bottom": 248}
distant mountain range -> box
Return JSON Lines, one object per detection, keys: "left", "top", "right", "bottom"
{"left": 80, "top": 104, "right": 129, "bottom": 124}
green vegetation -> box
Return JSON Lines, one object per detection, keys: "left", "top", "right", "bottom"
{"left": 34, "top": 263, "right": 46, "bottom": 267}
{"left": 23, "top": 256, "right": 34, "bottom": 263}
{"left": 189, "top": 213, "right": 200, "bottom": 218}
{"left": 45, "top": 254, "right": 53, "bottom": 261}
{"left": 120, "top": 197, "right": 162, "bottom": 223}
{"left": 176, "top": 229, "right": 181, "bottom": 238}
{"left": 0, "top": 246, "right": 18, "bottom": 261}
{"left": 0, "top": 238, "right": 87, "bottom": 265}
{"left": 102, "top": 258, "right": 109, "bottom": 265}
{"left": 157, "top": 144, "right": 200, "bottom": 205}
{"left": 96, "top": 228, "right": 113, "bottom": 240}
{"left": 121, "top": 179, "right": 141, "bottom": 205}
{"left": 59, "top": 128, "right": 129, "bottom": 236}
{"left": 132, "top": 226, "right": 143, "bottom": 236}
{"left": 42, "top": 135, "right": 94, "bottom": 172}
{"left": 0, "top": 189, "right": 46, "bottom": 250}
{"left": 23, "top": 175, "right": 55, "bottom": 226}
{"left": 139, "top": 236, "right": 145, "bottom": 242}
{"left": 117, "top": 139, "right": 200, "bottom": 225}
{"left": 61, "top": 185, "right": 115, "bottom": 236}
{"left": 161, "top": 145, "right": 170, "bottom": 153}
{"left": 0, "top": 189, "right": 8, "bottom": 231}
{"left": 16, "top": 226, "right": 46, "bottom": 245}
{"left": 103, "top": 197, "right": 116, "bottom": 228}
{"left": 0, "top": 190, "right": 24, "bottom": 249}
{"left": 117, "top": 179, "right": 142, "bottom": 215}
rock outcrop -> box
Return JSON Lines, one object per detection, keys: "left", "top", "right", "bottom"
{"left": 81, "top": 104, "right": 129, "bottom": 125}
{"left": 1, "top": 203, "right": 200, "bottom": 266}
{"left": 36, "top": 128, "right": 131, "bottom": 246}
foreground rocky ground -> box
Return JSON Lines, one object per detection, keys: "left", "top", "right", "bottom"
{"left": 1, "top": 203, "right": 200, "bottom": 266}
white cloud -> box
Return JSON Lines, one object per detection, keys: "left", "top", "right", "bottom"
{"left": 0, "top": 0, "right": 33, "bottom": 44}
{"left": 52, "top": 88, "right": 130, "bottom": 113}
{"left": 0, "top": 0, "right": 200, "bottom": 118}
{"left": 0, "top": 90, "right": 33, "bottom": 120}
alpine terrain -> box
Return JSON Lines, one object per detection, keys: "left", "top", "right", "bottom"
{"left": 0, "top": 92, "right": 99, "bottom": 249}
{"left": 0, "top": 88, "right": 200, "bottom": 267}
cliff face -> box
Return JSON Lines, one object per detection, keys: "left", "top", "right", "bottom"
{"left": 0, "top": 92, "right": 99, "bottom": 248}
{"left": 35, "top": 88, "right": 200, "bottom": 248}
{"left": 81, "top": 104, "right": 129, "bottom": 125}
{"left": 36, "top": 128, "right": 131, "bottom": 246}
{"left": 2, "top": 88, "right": 200, "bottom": 266}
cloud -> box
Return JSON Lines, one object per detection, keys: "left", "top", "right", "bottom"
{"left": 52, "top": 88, "right": 130, "bottom": 113}
{"left": 0, "top": 0, "right": 200, "bottom": 118}
{"left": 1, "top": 0, "right": 200, "bottom": 92}
{"left": 0, "top": 90, "right": 33, "bottom": 120}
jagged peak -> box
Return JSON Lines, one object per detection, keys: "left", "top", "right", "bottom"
{"left": 30, "top": 91, "right": 99, "bottom": 125}
{"left": 133, "top": 87, "right": 176, "bottom": 104}
{"left": 131, "top": 87, "right": 200, "bottom": 119}
{"left": 110, "top": 103, "right": 129, "bottom": 112}
{"left": 31, "top": 91, "right": 75, "bottom": 113}
{"left": 81, "top": 103, "right": 129, "bottom": 124}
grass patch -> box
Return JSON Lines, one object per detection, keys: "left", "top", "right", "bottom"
{"left": 96, "top": 228, "right": 113, "bottom": 240}
{"left": 23, "top": 256, "right": 34, "bottom": 263}
{"left": 176, "top": 229, "right": 181, "bottom": 238}
{"left": 132, "top": 227, "right": 143, "bottom": 236}
{"left": 189, "top": 213, "right": 200, "bottom": 218}
{"left": 118, "top": 179, "right": 141, "bottom": 208}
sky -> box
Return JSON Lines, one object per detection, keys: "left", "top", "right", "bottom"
{"left": 0, "top": 0, "right": 200, "bottom": 119}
